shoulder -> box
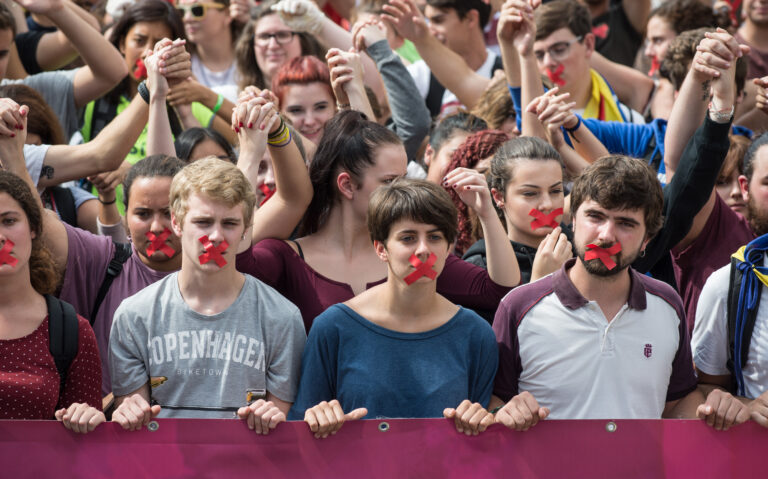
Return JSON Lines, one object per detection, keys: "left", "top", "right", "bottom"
{"left": 243, "top": 274, "right": 301, "bottom": 315}
{"left": 634, "top": 272, "right": 685, "bottom": 317}
{"left": 699, "top": 262, "right": 733, "bottom": 300}
{"left": 496, "top": 275, "right": 557, "bottom": 326}
{"left": 116, "top": 273, "right": 177, "bottom": 313}
{"left": 455, "top": 307, "right": 496, "bottom": 340}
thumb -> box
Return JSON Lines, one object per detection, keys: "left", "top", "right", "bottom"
{"left": 19, "top": 105, "right": 28, "bottom": 117}
{"left": 150, "top": 405, "right": 162, "bottom": 418}
{"left": 236, "top": 406, "right": 250, "bottom": 419}
{"left": 345, "top": 407, "right": 368, "bottom": 421}
{"left": 55, "top": 408, "right": 66, "bottom": 421}
{"left": 443, "top": 408, "right": 456, "bottom": 419}
{"left": 539, "top": 407, "right": 550, "bottom": 420}
{"left": 696, "top": 404, "right": 713, "bottom": 419}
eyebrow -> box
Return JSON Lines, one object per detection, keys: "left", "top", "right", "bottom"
{"left": 0, "top": 210, "right": 19, "bottom": 217}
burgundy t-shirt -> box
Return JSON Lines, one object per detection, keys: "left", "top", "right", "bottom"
{"left": 58, "top": 224, "right": 172, "bottom": 395}
{"left": 0, "top": 316, "right": 102, "bottom": 419}
{"left": 672, "top": 195, "right": 754, "bottom": 333}
{"left": 236, "top": 239, "right": 513, "bottom": 332}
{"left": 735, "top": 32, "right": 768, "bottom": 79}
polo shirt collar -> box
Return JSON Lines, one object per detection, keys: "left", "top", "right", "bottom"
{"left": 553, "top": 258, "right": 648, "bottom": 311}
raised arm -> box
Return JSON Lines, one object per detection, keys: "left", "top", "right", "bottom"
{"left": 382, "top": 0, "right": 490, "bottom": 109}
{"left": 14, "top": 0, "right": 129, "bottom": 108}
{"left": 271, "top": 0, "right": 387, "bottom": 109}
{"left": 233, "top": 95, "right": 313, "bottom": 245}
{"left": 326, "top": 48, "right": 375, "bottom": 120}
{"left": 33, "top": 0, "right": 101, "bottom": 71}
{"left": 144, "top": 39, "right": 184, "bottom": 158}
{"left": 622, "top": 0, "right": 650, "bottom": 36}
{"left": 352, "top": 19, "right": 430, "bottom": 162}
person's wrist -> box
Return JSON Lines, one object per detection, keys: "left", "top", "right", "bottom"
{"left": 98, "top": 195, "right": 117, "bottom": 205}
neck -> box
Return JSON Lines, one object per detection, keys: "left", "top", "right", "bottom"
{"left": 741, "top": 22, "right": 768, "bottom": 48}
{"left": 566, "top": 70, "right": 593, "bottom": 111}
{"left": 195, "top": 37, "right": 234, "bottom": 69}
{"left": 314, "top": 204, "right": 375, "bottom": 258}
{"left": 568, "top": 260, "right": 631, "bottom": 313}
{"left": 507, "top": 222, "right": 546, "bottom": 249}
{"left": 457, "top": 34, "right": 489, "bottom": 71}
{"left": 177, "top": 263, "right": 243, "bottom": 301}
{"left": 381, "top": 276, "right": 441, "bottom": 320}
{"left": 139, "top": 249, "right": 182, "bottom": 273}
{"left": 0, "top": 268, "right": 39, "bottom": 307}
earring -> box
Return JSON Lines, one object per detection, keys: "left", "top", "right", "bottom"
{"left": 639, "top": 249, "right": 646, "bottom": 258}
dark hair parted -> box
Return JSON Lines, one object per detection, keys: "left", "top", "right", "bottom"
{"left": 570, "top": 156, "right": 664, "bottom": 238}
{"left": 426, "top": 0, "right": 491, "bottom": 29}
{"left": 368, "top": 178, "right": 458, "bottom": 246}
{"left": 660, "top": 27, "right": 747, "bottom": 96}
{"left": 743, "top": 132, "right": 768, "bottom": 183}
{"left": 0, "top": 171, "right": 58, "bottom": 294}
{"left": 174, "top": 127, "right": 237, "bottom": 164}
{"left": 535, "top": 0, "right": 591, "bottom": 41}
{"left": 107, "top": 0, "right": 186, "bottom": 104}
{"left": 429, "top": 111, "right": 488, "bottom": 153}
{"left": 0, "top": 84, "right": 65, "bottom": 145}
{"left": 123, "top": 154, "right": 186, "bottom": 209}
{"left": 649, "top": 0, "right": 717, "bottom": 34}
{"left": 298, "top": 110, "right": 402, "bottom": 236}
{"left": 235, "top": 1, "right": 326, "bottom": 91}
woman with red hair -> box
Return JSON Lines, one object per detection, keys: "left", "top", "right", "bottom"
{"left": 272, "top": 56, "right": 335, "bottom": 145}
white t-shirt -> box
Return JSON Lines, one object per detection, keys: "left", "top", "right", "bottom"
{"left": 191, "top": 55, "right": 239, "bottom": 103}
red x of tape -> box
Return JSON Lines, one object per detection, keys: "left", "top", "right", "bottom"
{"left": 198, "top": 235, "right": 229, "bottom": 268}
{"left": 259, "top": 184, "right": 276, "bottom": 207}
{"left": 584, "top": 243, "right": 622, "bottom": 270}
{"left": 648, "top": 56, "right": 660, "bottom": 77}
{"left": 145, "top": 228, "right": 176, "bottom": 257}
{"left": 403, "top": 253, "right": 438, "bottom": 285}
{"left": 545, "top": 64, "right": 566, "bottom": 86}
{"left": 0, "top": 239, "right": 17, "bottom": 267}
{"left": 529, "top": 208, "right": 563, "bottom": 230}
{"left": 133, "top": 58, "right": 147, "bottom": 81}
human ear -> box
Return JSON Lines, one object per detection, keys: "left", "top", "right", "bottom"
{"left": 491, "top": 187, "right": 505, "bottom": 208}
{"left": 583, "top": 33, "right": 595, "bottom": 56}
{"left": 374, "top": 240, "right": 388, "bottom": 262}
{"left": 171, "top": 212, "right": 183, "bottom": 237}
{"left": 739, "top": 174, "right": 750, "bottom": 202}
{"left": 424, "top": 144, "right": 434, "bottom": 167}
{"left": 337, "top": 171, "right": 355, "bottom": 200}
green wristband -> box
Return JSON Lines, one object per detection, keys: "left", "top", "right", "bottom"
{"left": 211, "top": 94, "right": 224, "bottom": 115}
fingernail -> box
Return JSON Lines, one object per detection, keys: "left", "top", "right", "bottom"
{"left": 452, "top": 184, "right": 457, "bottom": 188}
{"left": 10, "top": 133, "right": 14, "bottom": 138}
{"left": 247, "top": 122, "right": 253, "bottom": 128}
{"left": 464, "top": 186, "right": 470, "bottom": 190}
{"left": 239, "top": 122, "right": 244, "bottom": 128}
{"left": 235, "top": 127, "right": 240, "bottom": 133}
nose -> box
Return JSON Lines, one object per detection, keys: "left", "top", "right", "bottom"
{"left": 730, "top": 180, "right": 742, "bottom": 199}
{"left": 415, "top": 235, "right": 431, "bottom": 258}
{"left": 539, "top": 192, "right": 555, "bottom": 212}
{"left": 150, "top": 214, "right": 166, "bottom": 234}
{"left": 596, "top": 220, "right": 617, "bottom": 245}
{"left": 644, "top": 41, "right": 654, "bottom": 59}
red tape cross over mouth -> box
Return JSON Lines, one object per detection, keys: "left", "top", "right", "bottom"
{"left": 145, "top": 228, "right": 176, "bottom": 257}
{"left": 198, "top": 236, "right": 229, "bottom": 268}
{"left": 585, "top": 243, "right": 622, "bottom": 270}
{"left": 259, "top": 184, "right": 276, "bottom": 207}
{"left": 546, "top": 64, "right": 565, "bottom": 86}
{"left": 404, "top": 253, "right": 438, "bottom": 285}
{"left": 0, "top": 240, "right": 17, "bottom": 267}
{"left": 529, "top": 208, "right": 563, "bottom": 230}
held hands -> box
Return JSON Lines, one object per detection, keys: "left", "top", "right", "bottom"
{"left": 748, "top": 390, "right": 768, "bottom": 427}
{"left": 112, "top": 393, "right": 162, "bottom": 431}
{"left": 146, "top": 38, "right": 191, "bottom": 88}
{"left": 381, "top": 0, "right": 429, "bottom": 44}
{"left": 303, "top": 399, "right": 367, "bottom": 439}
{"left": 351, "top": 18, "right": 388, "bottom": 53}
{"left": 526, "top": 87, "right": 578, "bottom": 147}
{"left": 88, "top": 160, "right": 131, "bottom": 202}
{"left": 530, "top": 226, "right": 572, "bottom": 281}
{"left": 495, "top": 391, "right": 550, "bottom": 431}
{"left": 232, "top": 95, "right": 281, "bottom": 159}
{"left": 326, "top": 48, "right": 365, "bottom": 108}
{"left": 696, "top": 389, "right": 750, "bottom": 431}
{"left": 237, "top": 399, "right": 286, "bottom": 435}
{"left": 692, "top": 28, "right": 749, "bottom": 105}
{"left": 0, "top": 99, "right": 27, "bottom": 171}
{"left": 443, "top": 400, "right": 495, "bottom": 436}
{"left": 55, "top": 403, "right": 106, "bottom": 434}
{"left": 497, "top": 0, "right": 541, "bottom": 56}
{"left": 443, "top": 167, "right": 496, "bottom": 218}
{"left": 271, "top": 0, "right": 325, "bottom": 36}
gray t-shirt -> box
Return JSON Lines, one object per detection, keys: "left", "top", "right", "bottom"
{"left": 109, "top": 272, "right": 306, "bottom": 418}
{"left": 4, "top": 69, "right": 79, "bottom": 139}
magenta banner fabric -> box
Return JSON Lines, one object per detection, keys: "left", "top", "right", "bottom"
{"left": 0, "top": 418, "right": 765, "bottom": 477}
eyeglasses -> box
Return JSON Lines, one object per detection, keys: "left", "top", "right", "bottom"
{"left": 533, "top": 36, "right": 584, "bottom": 63}
{"left": 175, "top": 2, "right": 225, "bottom": 19}
{"left": 254, "top": 31, "right": 297, "bottom": 46}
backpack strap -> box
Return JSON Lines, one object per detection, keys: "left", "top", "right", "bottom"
{"left": 727, "top": 253, "right": 765, "bottom": 394}
{"left": 91, "top": 242, "right": 133, "bottom": 324}
{"left": 46, "top": 294, "right": 79, "bottom": 401}
{"left": 49, "top": 186, "right": 78, "bottom": 228}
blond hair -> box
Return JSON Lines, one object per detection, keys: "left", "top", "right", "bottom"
{"left": 170, "top": 157, "right": 256, "bottom": 228}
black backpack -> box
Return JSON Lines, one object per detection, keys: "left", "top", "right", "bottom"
{"left": 47, "top": 242, "right": 133, "bottom": 393}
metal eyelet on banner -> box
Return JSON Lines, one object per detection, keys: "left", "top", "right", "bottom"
{"left": 605, "top": 421, "right": 617, "bottom": 433}
{"left": 147, "top": 421, "right": 159, "bottom": 432}
{"left": 378, "top": 422, "right": 389, "bottom": 432}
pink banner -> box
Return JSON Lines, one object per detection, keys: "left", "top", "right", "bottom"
{"left": 1, "top": 418, "right": 766, "bottom": 478}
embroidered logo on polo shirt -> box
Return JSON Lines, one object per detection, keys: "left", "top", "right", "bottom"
{"left": 644, "top": 344, "right": 653, "bottom": 358}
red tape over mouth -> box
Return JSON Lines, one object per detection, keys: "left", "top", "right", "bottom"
{"left": 585, "top": 243, "right": 622, "bottom": 270}
{"left": 545, "top": 64, "right": 566, "bottom": 86}
{"left": 133, "top": 58, "right": 147, "bottom": 81}
{"left": 529, "top": 208, "right": 563, "bottom": 230}
{"left": 404, "top": 253, "right": 438, "bottom": 285}
{"left": 145, "top": 228, "right": 176, "bottom": 257}
{"left": 198, "top": 236, "right": 229, "bottom": 268}
{"left": 259, "top": 184, "right": 276, "bottom": 207}
{"left": 648, "top": 57, "right": 660, "bottom": 77}
{"left": 0, "top": 240, "right": 17, "bottom": 267}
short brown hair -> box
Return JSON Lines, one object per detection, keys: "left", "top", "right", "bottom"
{"left": 170, "top": 157, "right": 256, "bottom": 228}
{"left": 719, "top": 134, "right": 751, "bottom": 182}
{"left": 0, "top": 2, "right": 16, "bottom": 37}
{"left": 535, "top": 0, "right": 591, "bottom": 41}
{"left": 570, "top": 156, "right": 664, "bottom": 239}
{"left": 367, "top": 178, "right": 458, "bottom": 245}
{"left": 471, "top": 79, "right": 516, "bottom": 131}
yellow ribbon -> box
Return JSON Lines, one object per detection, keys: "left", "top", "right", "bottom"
{"left": 583, "top": 69, "right": 625, "bottom": 122}
{"left": 733, "top": 245, "right": 768, "bottom": 288}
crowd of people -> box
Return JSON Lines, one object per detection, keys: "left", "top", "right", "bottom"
{"left": 2, "top": 0, "right": 768, "bottom": 438}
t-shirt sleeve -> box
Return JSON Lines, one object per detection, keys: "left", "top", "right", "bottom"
{"left": 59, "top": 223, "right": 114, "bottom": 320}
{"left": 469, "top": 317, "right": 499, "bottom": 407}
{"left": 287, "top": 308, "right": 339, "bottom": 420}
{"left": 492, "top": 296, "right": 522, "bottom": 402}
{"left": 58, "top": 316, "right": 103, "bottom": 411}
{"left": 437, "top": 254, "right": 513, "bottom": 310}
{"left": 265, "top": 305, "right": 306, "bottom": 403}
{"left": 23, "top": 143, "right": 49, "bottom": 187}
{"left": 236, "top": 239, "right": 291, "bottom": 292}
{"left": 692, "top": 265, "right": 731, "bottom": 376}
{"left": 14, "top": 30, "right": 45, "bottom": 74}
{"left": 18, "top": 69, "right": 79, "bottom": 138}
{"left": 108, "top": 303, "right": 149, "bottom": 396}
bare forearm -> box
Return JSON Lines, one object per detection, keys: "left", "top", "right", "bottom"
{"left": 520, "top": 54, "right": 546, "bottom": 138}
{"left": 477, "top": 209, "right": 520, "bottom": 287}
{"left": 148, "top": 98, "right": 176, "bottom": 157}
{"left": 664, "top": 73, "right": 710, "bottom": 178}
